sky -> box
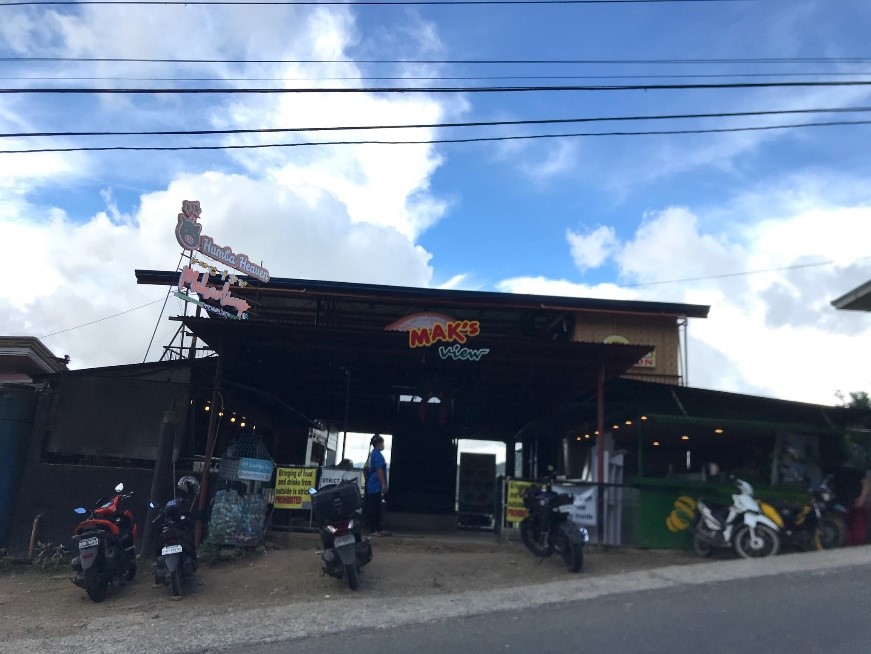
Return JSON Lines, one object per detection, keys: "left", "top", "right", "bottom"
{"left": 2, "top": 0, "right": 871, "bottom": 427}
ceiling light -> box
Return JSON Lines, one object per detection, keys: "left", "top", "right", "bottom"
{"left": 240, "top": 422, "right": 246, "bottom": 428}
{"left": 218, "top": 411, "right": 224, "bottom": 417}
{"left": 230, "top": 415, "right": 236, "bottom": 423}
{"left": 641, "top": 416, "right": 648, "bottom": 421}
{"left": 714, "top": 428, "right": 724, "bottom": 434}
{"left": 625, "top": 420, "right": 632, "bottom": 426}
{"left": 584, "top": 434, "right": 590, "bottom": 439}
{"left": 612, "top": 425, "right": 620, "bottom": 430}
{"left": 653, "top": 441, "right": 660, "bottom": 446}
{"left": 681, "top": 435, "right": 689, "bottom": 441}
{"left": 204, "top": 405, "right": 210, "bottom": 411}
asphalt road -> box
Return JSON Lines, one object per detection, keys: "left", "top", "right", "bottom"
{"left": 236, "top": 563, "right": 871, "bottom": 654}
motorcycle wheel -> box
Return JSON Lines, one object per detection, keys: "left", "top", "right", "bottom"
{"left": 84, "top": 568, "right": 108, "bottom": 603}
{"left": 734, "top": 524, "right": 780, "bottom": 559}
{"left": 520, "top": 518, "right": 550, "bottom": 557}
{"left": 124, "top": 559, "right": 137, "bottom": 582}
{"left": 814, "top": 518, "right": 845, "bottom": 550}
{"left": 345, "top": 564, "right": 359, "bottom": 591}
{"left": 170, "top": 569, "right": 181, "bottom": 597}
{"left": 692, "top": 534, "right": 714, "bottom": 558}
{"left": 558, "top": 534, "right": 583, "bottom": 573}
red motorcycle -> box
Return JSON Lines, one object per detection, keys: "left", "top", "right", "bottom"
{"left": 71, "top": 483, "right": 139, "bottom": 602}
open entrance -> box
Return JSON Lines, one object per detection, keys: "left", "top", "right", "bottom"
{"left": 456, "top": 439, "right": 505, "bottom": 531}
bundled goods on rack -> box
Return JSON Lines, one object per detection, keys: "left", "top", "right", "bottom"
{"left": 207, "top": 489, "right": 244, "bottom": 545}
{"left": 236, "top": 492, "right": 268, "bottom": 544}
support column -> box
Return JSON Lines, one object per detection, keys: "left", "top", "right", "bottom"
{"left": 141, "top": 407, "right": 178, "bottom": 558}
{"left": 195, "top": 357, "right": 222, "bottom": 546}
{"left": 596, "top": 363, "right": 606, "bottom": 543}
{"left": 505, "top": 441, "right": 516, "bottom": 479}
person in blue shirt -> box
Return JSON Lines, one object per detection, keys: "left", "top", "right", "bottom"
{"left": 365, "top": 434, "right": 389, "bottom": 535}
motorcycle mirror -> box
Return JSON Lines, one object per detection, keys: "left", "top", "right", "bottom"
{"left": 74, "top": 507, "right": 87, "bottom": 514}
{"left": 307, "top": 487, "right": 317, "bottom": 495}
{"left": 115, "top": 483, "right": 124, "bottom": 493}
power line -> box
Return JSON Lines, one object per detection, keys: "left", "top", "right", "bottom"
{"left": 4, "top": 80, "right": 871, "bottom": 94}
{"left": 6, "top": 105, "right": 871, "bottom": 139}
{"left": 626, "top": 257, "right": 871, "bottom": 288}
{"left": 39, "top": 297, "right": 167, "bottom": 338}
{"left": 0, "top": 0, "right": 757, "bottom": 6}
{"left": 5, "top": 71, "right": 871, "bottom": 83}
{"left": 5, "top": 118, "right": 871, "bottom": 154}
{"left": 3, "top": 56, "right": 870, "bottom": 65}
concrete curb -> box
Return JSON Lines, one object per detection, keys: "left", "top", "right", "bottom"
{"left": 6, "top": 545, "right": 871, "bottom": 654}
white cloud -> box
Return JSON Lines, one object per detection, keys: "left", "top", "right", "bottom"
{"left": 566, "top": 224, "right": 618, "bottom": 271}
{"left": 499, "top": 184, "right": 871, "bottom": 406}
{"left": 1, "top": 172, "right": 436, "bottom": 369}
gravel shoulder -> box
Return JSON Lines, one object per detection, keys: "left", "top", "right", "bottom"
{"left": 0, "top": 532, "right": 700, "bottom": 643}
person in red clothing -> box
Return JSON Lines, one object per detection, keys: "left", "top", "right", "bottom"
{"left": 830, "top": 455, "right": 871, "bottom": 545}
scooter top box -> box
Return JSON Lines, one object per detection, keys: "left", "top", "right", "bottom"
{"left": 312, "top": 481, "right": 362, "bottom": 521}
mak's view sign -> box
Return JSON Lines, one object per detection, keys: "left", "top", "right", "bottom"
{"left": 385, "top": 312, "right": 490, "bottom": 362}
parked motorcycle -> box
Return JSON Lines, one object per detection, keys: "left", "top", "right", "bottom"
{"left": 773, "top": 475, "right": 847, "bottom": 551}
{"left": 151, "top": 475, "right": 200, "bottom": 599}
{"left": 71, "top": 482, "right": 138, "bottom": 602}
{"left": 309, "top": 481, "right": 373, "bottom": 590}
{"left": 693, "top": 477, "right": 782, "bottom": 559}
{"left": 519, "top": 474, "right": 589, "bottom": 572}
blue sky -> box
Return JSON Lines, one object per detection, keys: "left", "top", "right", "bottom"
{"left": 2, "top": 0, "right": 871, "bottom": 408}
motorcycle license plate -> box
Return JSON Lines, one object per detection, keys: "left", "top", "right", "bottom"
{"left": 78, "top": 537, "right": 99, "bottom": 549}
{"left": 161, "top": 544, "right": 183, "bottom": 555}
{"left": 334, "top": 534, "right": 355, "bottom": 548}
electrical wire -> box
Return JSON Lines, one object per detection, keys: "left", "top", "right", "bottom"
{"left": 4, "top": 80, "right": 871, "bottom": 94}
{"left": 39, "top": 297, "right": 167, "bottom": 339}
{"left": 4, "top": 118, "right": 871, "bottom": 154}
{"left": 36, "top": 257, "right": 871, "bottom": 338}
{"left": 3, "top": 56, "right": 870, "bottom": 65}
{"left": 5, "top": 106, "right": 871, "bottom": 139}
{"left": 624, "top": 257, "right": 871, "bottom": 288}
{"left": 5, "top": 72, "right": 871, "bottom": 83}
{"left": 0, "top": 0, "right": 759, "bottom": 7}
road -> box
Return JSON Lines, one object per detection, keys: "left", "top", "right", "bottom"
{"left": 231, "top": 563, "right": 871, "bottom": 654}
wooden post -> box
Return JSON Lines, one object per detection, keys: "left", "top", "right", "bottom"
{"left": 596, "top": 363, "right": 606, "bottom": 543}
{"left": 195, "top": 357, "right": 222, "bottom": 546}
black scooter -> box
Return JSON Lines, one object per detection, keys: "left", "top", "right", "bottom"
{"left": 773, "top": 475, "right": 847, "bottom": 551}
{"left": 309, "top": 481, "right": 373, "bottom": 590}
{"left": 519, "top": 473, "right": 589, "bottom": 573}
{"left": 151, "top": 475, "right": 200, "bottom": 599}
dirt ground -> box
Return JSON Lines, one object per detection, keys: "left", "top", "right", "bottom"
{"left": 0, "top": 532, "right": 702, "bottom": 642}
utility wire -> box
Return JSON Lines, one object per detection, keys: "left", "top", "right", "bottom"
{"left": 5, "top": 118, "right": 871, "bottom": 154}
{"left": 5, "top": 72, "right": 871, "bottom": 83}
{"left": 5, "top": 106, "right": 871, "bottom": 139}
{"left": 625, "top": 257, "right": 871, "bottom": 288}
{"left": 37, "top": 257, "right": 871, "bottom": 338}
{"left": 3, "top": 56, "right": 870, "bottom": 65}
{"left": 39, "top": 297, "right": 167, "bottom": 338}
{"left": 4, "top": 80, "right": 871, "bottom": 94}
{"left": 0, "top": 0, "right": 758, "bottom": 7}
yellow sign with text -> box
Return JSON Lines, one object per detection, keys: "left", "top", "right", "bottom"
{"left": 274, "top": 467, "right": 318, "bottom": 509}
{"left": 506, "top": 480, "right": 535, "bottom": 524}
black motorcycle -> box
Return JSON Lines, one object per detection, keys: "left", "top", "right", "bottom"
{"left": 152, "top": 475, "right": 200, "bottom": 599}
{"left": 519, "top": 475, "right": 589, "bottom": 572}
{"left": 71, "top": 482, "right": 138, "bottom": 602}
{"left": 773, "top": 475, "right": 847, "bottom": 551}
{"left": 309, "top": 480, "right": 373, "bottom": 590}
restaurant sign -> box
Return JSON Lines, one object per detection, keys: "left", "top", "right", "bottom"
{"left": 385, "top": 312, "right": 490, "bottom": 362}
{"left": 603, "top": 334, "right": 656, "bottom": 368}
{"left": 175, "top": 200, "right": 270, "bottom": 283}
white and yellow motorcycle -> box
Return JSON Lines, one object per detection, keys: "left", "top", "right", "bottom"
{"left": 692, "top": 478, "right": 783, "bottom": 559}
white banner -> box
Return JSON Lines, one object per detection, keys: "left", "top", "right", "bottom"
{"left": 551, "top": 484, "right": 598, "bottom": 527}
{"left": 319, "top": 467, "right": 364, "bottom": 489}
